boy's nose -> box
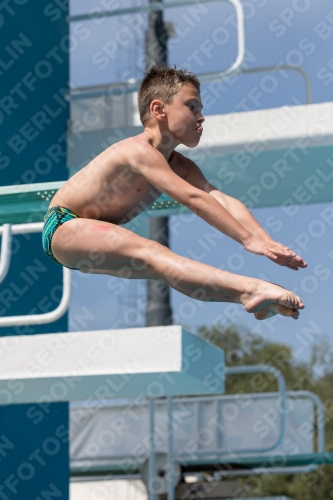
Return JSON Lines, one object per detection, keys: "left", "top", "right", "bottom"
{"left": 198, "top": 114, "right": 205, "bottom": 124}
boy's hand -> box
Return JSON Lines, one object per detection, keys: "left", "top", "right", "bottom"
{"left": 243, "top": 236, "right": 307, "bottom": 270}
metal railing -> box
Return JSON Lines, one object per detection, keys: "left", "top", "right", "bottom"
{"left": 68, "top": 0, "right": 246, "bottom": 84}
{"left": 70, "top": 388, "right": 325, "bottom": 483}
{"left": 72, "top": 365, "right": 326, "bottom": 486}
{"left": 161, "top": 364, "right": 286, "bottom": 499}
{"left": 69, "top": 64, "right": 312, "bottom": 103}
{"left": 213, "top": 389, "right": 324, "bottom": 477}
{"left": 0, "top": 224, "right": 12, "bottom": 285}
{"left": 0, "top": 223, "right": 71, "bottom": 326}
{"left": 221, "top": 365, "right": 287, "bottom": 454}
{"left": 240, "top": 64, "right": 312, "bottom": 104}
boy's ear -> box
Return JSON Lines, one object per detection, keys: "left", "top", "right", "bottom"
{"left": 150, "top": 99, "right": 166, "bottom": 121}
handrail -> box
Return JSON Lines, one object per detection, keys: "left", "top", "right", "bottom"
{"left": 0, "top": 225, "right": 12, "bottom": 284}
{"left": 0, "top": 222, "right": 44, "bottom": 235}
{"left": 69, "top": 64, "right": 312, "bottom": 105}
{"left": 72, "top": 389, "right": 324, "bottom": 455}
{"left": 147, "top": 396, "right": 177, "bottom": 500}
{"left": 0, "top": 222, "right": 71, "bottom": 327}
{"left": 149, "top": 398, "right": 157, "bottom": 500}
{"left": 239, "top": 65, "right": 312, "bottom": 104}
{"left": 223, "top": 364, "right": 286, "bottom": 455}
{"left": 70, "top": 390, "right": 325, "bottom": 479}
{"left": 68, "top": 0, "right": 245, "bottom": 82}
{"left": 68, "top": 0, "right": 224, "bottom": 22}
{"left": 168, "top": 396, "right": 174, "bottom": 500}
{"left": 214, "top": 390, "right": 324, "bottom": 477}
{"left": 209, "top": 0, "right": 245, "bottom": 80}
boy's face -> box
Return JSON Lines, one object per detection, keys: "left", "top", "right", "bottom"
{"left": 165, "top": 84, "right": 204, "bottom": 148}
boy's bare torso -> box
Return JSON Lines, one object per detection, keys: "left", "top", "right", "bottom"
{"left": 51, "top": 133, "right": 187, "bottom": 224}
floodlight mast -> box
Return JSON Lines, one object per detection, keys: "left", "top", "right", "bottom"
{"left": 145, "top": 0, "right": 173, "bottom": 329}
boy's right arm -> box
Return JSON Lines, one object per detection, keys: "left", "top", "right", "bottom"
{"left": 134, "top": 145, "right": 305, "bottom": 270}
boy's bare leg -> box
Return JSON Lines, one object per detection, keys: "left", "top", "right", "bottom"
{"left": 51, "top": 219, "right": 304, "bottom": 320}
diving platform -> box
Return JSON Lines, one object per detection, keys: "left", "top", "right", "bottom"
{"left": 0, "top": 182, "right": 180, "bottom": 226}
{"left": 0, "top": 326, "right": 224, "bottom": 404}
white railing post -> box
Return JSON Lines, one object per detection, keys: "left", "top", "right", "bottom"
{"left": 0, "top": 222, "right": 71, "bottom": 327}
{"left": 168, "top": 397, "right": 174, "bottom": 500}
{"left": 0, "top": 224, "right": 12, "bottom": 284}
{"left": 149, "top": 398, "right": 157, "bottom": 500}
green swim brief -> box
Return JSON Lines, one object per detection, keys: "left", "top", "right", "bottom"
{"left": 42, "top": 206, "right": 79, "bottom": 269}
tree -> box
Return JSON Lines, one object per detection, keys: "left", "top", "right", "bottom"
{"left": 198, "top": 324, "right": 333, "bottom": 500}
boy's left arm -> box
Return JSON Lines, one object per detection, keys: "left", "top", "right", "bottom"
{"left": 180, "top": 154, "right": 307, "bottom": 270}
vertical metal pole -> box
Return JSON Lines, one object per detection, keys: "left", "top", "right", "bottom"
{"left": 194, "top": 401, "right": 200, "bottom": 454}
{"left": 145, "top": 0, "right": 168, "bottom": 70}
{"left": 168, "top": 397, "right": 174, "bottom": 500}
{"left": 145, "top": 0, "right": 173, "bottom": 328}
{"left": 149, "top": 398, "right": 156, "bottom": 500}
{"left": 146, "top": 217, "right": 173, "bottom": 326}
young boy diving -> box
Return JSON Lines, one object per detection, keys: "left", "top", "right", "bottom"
{"left": 43, "top": 66, "right": 307, "bottom": 321}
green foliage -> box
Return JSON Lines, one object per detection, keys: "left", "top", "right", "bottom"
{"left": 197, "top": 324, "right": 333, "bottom": 500}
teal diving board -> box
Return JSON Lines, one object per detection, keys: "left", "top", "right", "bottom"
{"left": 0, "top": 182, "right": 181, "bottom": 225}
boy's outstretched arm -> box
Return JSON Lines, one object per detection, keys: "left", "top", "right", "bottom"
{"left": 135, "top": 147, "right": 306, "bottom": 269}
{"left": 208, "top": 187, "right": 306, "bottom": 269}
{"left": 179, "top": 154, "right": 307, "bottom": 270}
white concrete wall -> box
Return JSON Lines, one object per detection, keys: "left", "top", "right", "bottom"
{"left": 70, "top": 479, "right": 147, "bottom": 500}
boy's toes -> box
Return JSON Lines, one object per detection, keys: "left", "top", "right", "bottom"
{"left": 254, "top": 304, "right": 299, "bottom": 321}
{"left": 276, "top": 304, "right": 299, "bottom": 319}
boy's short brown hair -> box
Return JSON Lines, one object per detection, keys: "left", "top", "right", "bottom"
{"left": 138, "top": 66, "right": 200, "bottom": 125}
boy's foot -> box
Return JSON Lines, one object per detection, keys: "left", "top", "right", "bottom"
{"left": 253, "top": 303, "right": 300, "bottom": 320}
{"left": 240, "top": 280, "right": 304, "bottom": 321}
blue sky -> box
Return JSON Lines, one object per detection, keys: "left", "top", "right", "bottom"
{"left": 69, "top": 0, "right": 333, "bottom": 362}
